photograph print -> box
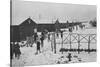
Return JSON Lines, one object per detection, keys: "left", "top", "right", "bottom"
{"left": 10, "top": 0, "right": 97, "bottom": 67}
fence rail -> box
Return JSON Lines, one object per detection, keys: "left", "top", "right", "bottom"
{"left": 52, "top": 32, "right": 97, "bottom": 54}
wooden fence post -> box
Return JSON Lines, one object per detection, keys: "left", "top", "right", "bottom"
{"left": 70, "top": 33, "right": 72, "bottom": 49}
{"left": 61, "top": 33, "right": 63, "bottom": 54}
{"left": 78, "top": 34, "right": 80, "bottom": 54}
{"left": 88, "top": 35, "right": 90, "bottom": 54}
{"left": 54, "top": 32, "right": 56, "bottom": 54}
{"left": 51, "top": 33, "right": 53, "bottom": 52}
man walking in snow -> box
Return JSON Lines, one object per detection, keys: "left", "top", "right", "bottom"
{"left": 60, "top": 30, "right": 63, "bottom": 38}
{"left": 35, "top": 36, "right": 41, "bottom": 55}
{"left": 14, "top": 42, "right": 21, "bottom": 59}
{"left": 40, "top": 32, "right": 44, "bottom": 48}
{"left": 48, "top": 33, "right": 50, "bottom": 41}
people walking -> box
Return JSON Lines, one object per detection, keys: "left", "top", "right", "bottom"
{"left": 48, "top": 33, "right": 50, "bottom": 41}
{"left": 14, "top": 42, "right": 21, "bottom": 59}
{"left": 60, "top": 30, "right": 63, "bottom": 38}
{"left": 36, "top": 37, "right": 41, "bottom": 55}
{"left": 69, "top": 27, "right": 72, "bottom": 32}
{"left": 40, "top": 34, "right": 44, "bottom": 48}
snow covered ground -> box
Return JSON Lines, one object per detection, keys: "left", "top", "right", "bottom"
{"left": 12, "top": 43, "right": 96, "bottom": 67}
{"left": 11, "top": 25, "right": 97, "bottom": 67}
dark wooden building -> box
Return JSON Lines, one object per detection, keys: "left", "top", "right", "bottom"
{"left": 10, "top": 25, "right": 20, "bottom": 42}
{"left": 11, "top": 17, "right": 81, "bottom": 41}
{"left": 19, "top": 18, "right": 37, "bottom": 40}
{"left": 37, "top": 24, "right": 55, "bottom": 32}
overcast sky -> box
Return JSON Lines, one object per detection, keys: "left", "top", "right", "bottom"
{"left": 12, "top": 0, "right": 96, "bottom": 25}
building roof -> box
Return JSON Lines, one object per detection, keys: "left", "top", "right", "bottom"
{"left": 19, "top": 17, "right": 37, "bottom": 26}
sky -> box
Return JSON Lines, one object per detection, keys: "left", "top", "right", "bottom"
{"left": 12, "top": 0, "right": 97, "bottom": 25}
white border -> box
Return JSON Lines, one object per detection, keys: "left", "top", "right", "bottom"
{"left": 0, "top": 0, "right": 100, "bottom": 67}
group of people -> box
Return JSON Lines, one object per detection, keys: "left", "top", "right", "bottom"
{"left": 34, "top": 32, "right": 45, "bottom": 55}
{"left": 10, "top": 31, "right": 45, "bottom": 59}
{"left": 10, "top": 42, "right": 21, "bottom": 60}
{"left": 55, "top": 30, "right": 64, "bottom": 39}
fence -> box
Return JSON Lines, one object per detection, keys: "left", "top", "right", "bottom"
{"left": 51, "top": 32, "right": 96, "bottom": 54}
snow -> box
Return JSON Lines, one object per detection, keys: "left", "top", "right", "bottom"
{"left": 11, "top": 25, "right": 97, "bottom": 67}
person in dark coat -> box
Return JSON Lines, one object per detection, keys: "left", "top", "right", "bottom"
{"left": 48, "top": 33, "right": 50, "bottom": 41}
{"left": 14, "top": 42, "right": 21, "bottom": 59}
{"left": 40, "top": 32, "right": 44, "bottom": 48}
{"left": 56, "top": 33, "right": 59, "bottom": 38}
{"left": 69, "top": 27, "right": 72, "bottom": 32}
{"left": 60, "top": 30, "right": 63, "bottom": 38}
{"left": 34, "top": 32, "right": 38, "bottom": 43}
{"left": 36, "top": 39, "right": 41, "bottom": 54}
